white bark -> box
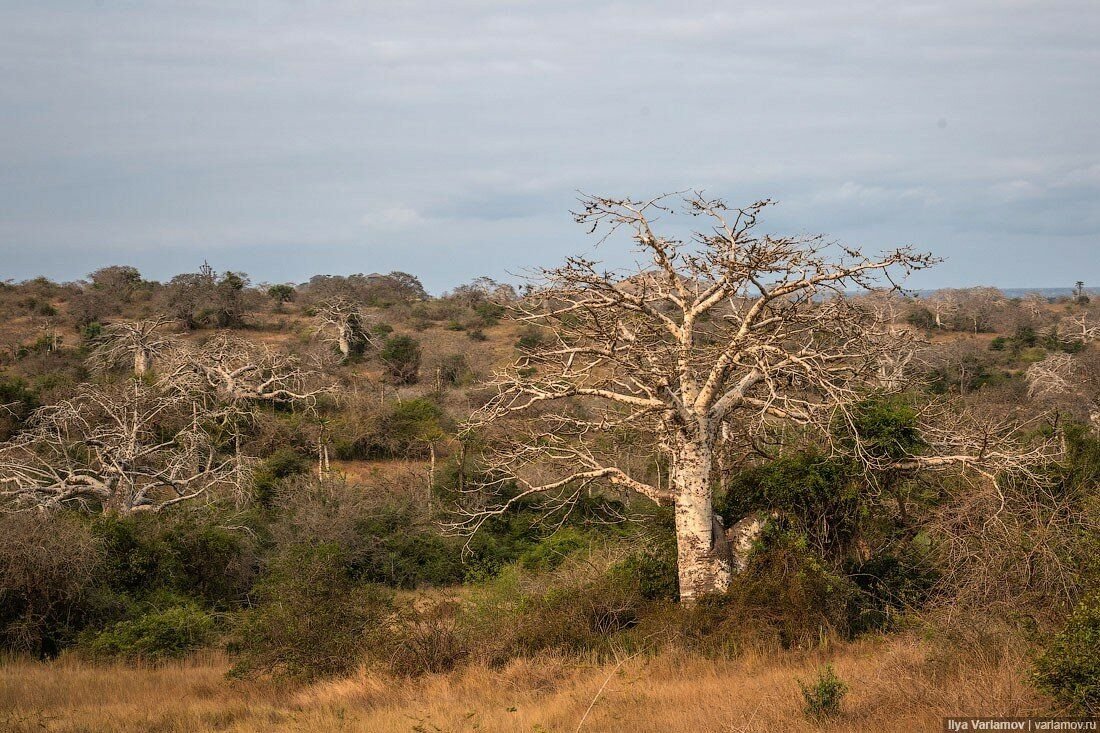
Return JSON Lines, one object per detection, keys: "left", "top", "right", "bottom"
{"left": 671, "top": 439, "right": 732, "bottom": 600}
{"left": 134, "top": 348, "right": 151, "bottom": 377}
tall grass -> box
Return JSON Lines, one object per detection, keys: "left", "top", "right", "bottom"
{"left": 0, "top": 635, "right": 1050, "bottom": 733}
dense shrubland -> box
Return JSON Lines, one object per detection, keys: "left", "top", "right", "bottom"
{"left": 1, "top": 261, "right": 1099, "bottom": 716}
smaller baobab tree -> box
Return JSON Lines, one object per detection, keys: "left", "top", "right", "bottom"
{"left": 0, "top": 382, "right": 249, "bottom": 515}
{"left": 1027, "top": 351, "right": 1100, "bottom": 430}
{"left": 162, "top": 334, "right": 333, "bottom": 407}
{"left": 87, "top": 316, "right": 175, "bottom": 377}
{"left": 315, "top": 297, "right": 372, "bottom": 360}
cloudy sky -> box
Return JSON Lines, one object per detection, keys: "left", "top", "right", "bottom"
{"left": 1, "top": 1, "right": 1097, "bottom": 292}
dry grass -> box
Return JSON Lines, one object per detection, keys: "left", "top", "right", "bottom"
{"left": 0, "top": 635, "right": 1051, "bottom": 732}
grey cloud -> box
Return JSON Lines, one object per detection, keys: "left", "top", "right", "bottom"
{"left": 0, "top": 0, "right": 1097, "bottom": 292}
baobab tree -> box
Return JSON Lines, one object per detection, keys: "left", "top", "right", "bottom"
{"left": 314, "top": 297, "right": 372, "bottom": 360}
{"left": 161, "top": 334, "right": 332, "bottom": 406}
{"left": 88, "top": 316, "right": 175, "bottom": 377}
{"left": 926, "top": 289, "right": 961, "bottom": 329}
{"left": 1027, "top": 351, "right": 1100, "bottom": 429}
{"left": 458, "top": 193, "right": 940, "bottom": 601}
{"left": 0, "top": 382, "right": 248, "bottom": 514}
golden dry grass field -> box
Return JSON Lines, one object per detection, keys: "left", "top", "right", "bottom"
{"left": 0, "top": 634, "right": 1050, "bottom": 733}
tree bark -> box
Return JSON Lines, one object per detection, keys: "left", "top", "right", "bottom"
{"left": 672, "top": 440, "right": 733, "bottom": 602}
{"left": 134, "top": 348, "right": 150, "bottom": 377}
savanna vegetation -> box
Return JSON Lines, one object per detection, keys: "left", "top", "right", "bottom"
{"left": 1, "top": 198, "right": 1099, "bottom": 731}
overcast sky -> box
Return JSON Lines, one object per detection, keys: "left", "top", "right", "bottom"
{"left": 1, "top": 1, "right": 1097, "bottom": 293}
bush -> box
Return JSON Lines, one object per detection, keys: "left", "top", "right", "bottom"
{"left": 799, "top": 665, "right": 848, "bottom": 720}
{"left": 437, "top": 353, "right": 474, "bottom": 386}
{"left": 380, "top": 335, "right": 422, "bottom": 384}
{"left": 81, "top": 602, "right": 215, "bottom": 661}
{"left": 720, "top": 452, "right": 862, "bottom": 557}
{"left": 467, "top": 565, "right": 643, "bottom": 663}
{"left": 229, "top": 543, "right": 395, "bottom": 680}
{"left": 515, "top": 326, "right": 546, "bottom": 350}
{"left": 252, "top": 447, "right": 309, "bottom": 507}
{"left": 1034, "top": 590, "right": 1100, "bottom": 713}
{"left": 0, "top": 513, "right": 104, "bottom": 656}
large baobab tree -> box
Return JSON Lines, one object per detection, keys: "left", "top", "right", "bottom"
{"left": 88, "top": 316, "right": 175, "bottom": 377}
{"left": 315, "top": 297, "right": 372, "bottom": 360}
{"left": 459, "top": 193, "right": 939, "bottom": 601}
{"left": 0, "top": 382, "right": 248, "bottom": 514}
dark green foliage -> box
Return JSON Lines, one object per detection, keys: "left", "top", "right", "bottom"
{"left": 720, "top": 452, "right": 862, "bottom": 555}
{"left": 799, "top": 665, "right": 849, "bottom": 720}
{"left": 844, "top": 396, "right": 925, "bottom": 462}
{"left": 1034, "top": 590, "right": 1100, "bottom": 713}
{"left": 609, "top": 532, "right": 679, "bottom": 602}
{"left": 1013, "top": 325, "right": 1039, "bottom": 348}
{"left": 0, "top": 375, "right": 36, "bottom": 440}
{"left": 905, "top": 306, "right": 936, "bottom": 330}
{"left": 473, "top": 300, "right": 505, "bottom": 326}
{"left": 91, "top": 513, "right": 258, "bottom": 610}
{"left": 229, "top": 543, "right": 395, "bottom": 680}
{"left": 266, "top": 284, "right": 295, "bottom": 306}
{"left": 730, "top": 527, "right": 859, "bottom": 645}
{"left": 252, "top": 448, "right": 309, "bottom": 507}
{"left": 348, "top": 502, "right": 465, "bottom": 588}
{"left": 370, "top": 322, "right": 394, "bottom": 338}
{"left": 81, "top": 602, "right": 215, "bottom": 661}
{"left": 847, "top": 549, "right": 937, "bottom": 633}
{"left": 515, "top": 326, "right": 546, "bottom": 350}
{"left": 380, "top": 334, "right": 422, "bottom": 384}
{"left": 81, "top": 321, "right": 103, "bottom": 342}
{"left": 330, "top": 398, "right": 448, "bottom": 460}
{"left": 380, "top": 398, "right": 446, "bottom": 455}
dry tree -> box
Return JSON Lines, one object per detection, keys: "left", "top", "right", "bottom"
{"left": 1027, "top": 350, "right": 1100, "bottom": 430}
{"left": 314, "top": 296, "right": 373, "bottom": 360}
{"left": 455, "top": 192, "right": 945, "bottom": 600}
{"left": 454, "top": 193, "right": 1064, "bottom": 601}
{"left": 160, "top": 333, "right": 334, "bottom": 407}
{"left": 87, "top": 316, "right": 176, "bottom": 376}
{"left": 0, "top": 382, "right": 250, "bottom": 515}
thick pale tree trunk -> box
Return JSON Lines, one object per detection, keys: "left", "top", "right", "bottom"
{"left": 672, "top": 439, "right": 733, "bottom": 602}
{"left": 134, "top": 348, "right": 150, "bottom": 377}
{"left": 337, "top": 332, "right": 351, "bottom": 359}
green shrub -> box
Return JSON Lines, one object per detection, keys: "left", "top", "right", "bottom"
{"left": 518, "top": 528, "right": 590, "bottom": 571}
{"left": 463, "top": 551, "right": 648, "bottom": 663}
{"left": 349, "top": 502, "right": 465, "bottom": 588}
{"left": 229, "top": 543, "right": 395, "bottom": 680}
{"left": 847, "top": 550, "right": 937, "bottom": 633}
{"left": 252, "top": 448, "right": 309, "bottom": 507}
{"left": 515, "top": 326, "right": 546, "bottom": 350}
{"left": 1034, "top": 590, "right": 1100, "bottom": 713}
{"left": 799, "top": 665, "right": 848, "bottom": 720}
{"left": 608, "top": 530, "right": 678, "bottom": 602}
{"left": 82, "top": 603, "right": 215, "bottom": 661}
{"left": 473, "top": 301, "right": 505, "bottom": 326}
{"left": 720, "top": 452, "right": 862, "bottom": 556}
{"left": 380, "top": 335, "right": 422, "bottom": 384}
